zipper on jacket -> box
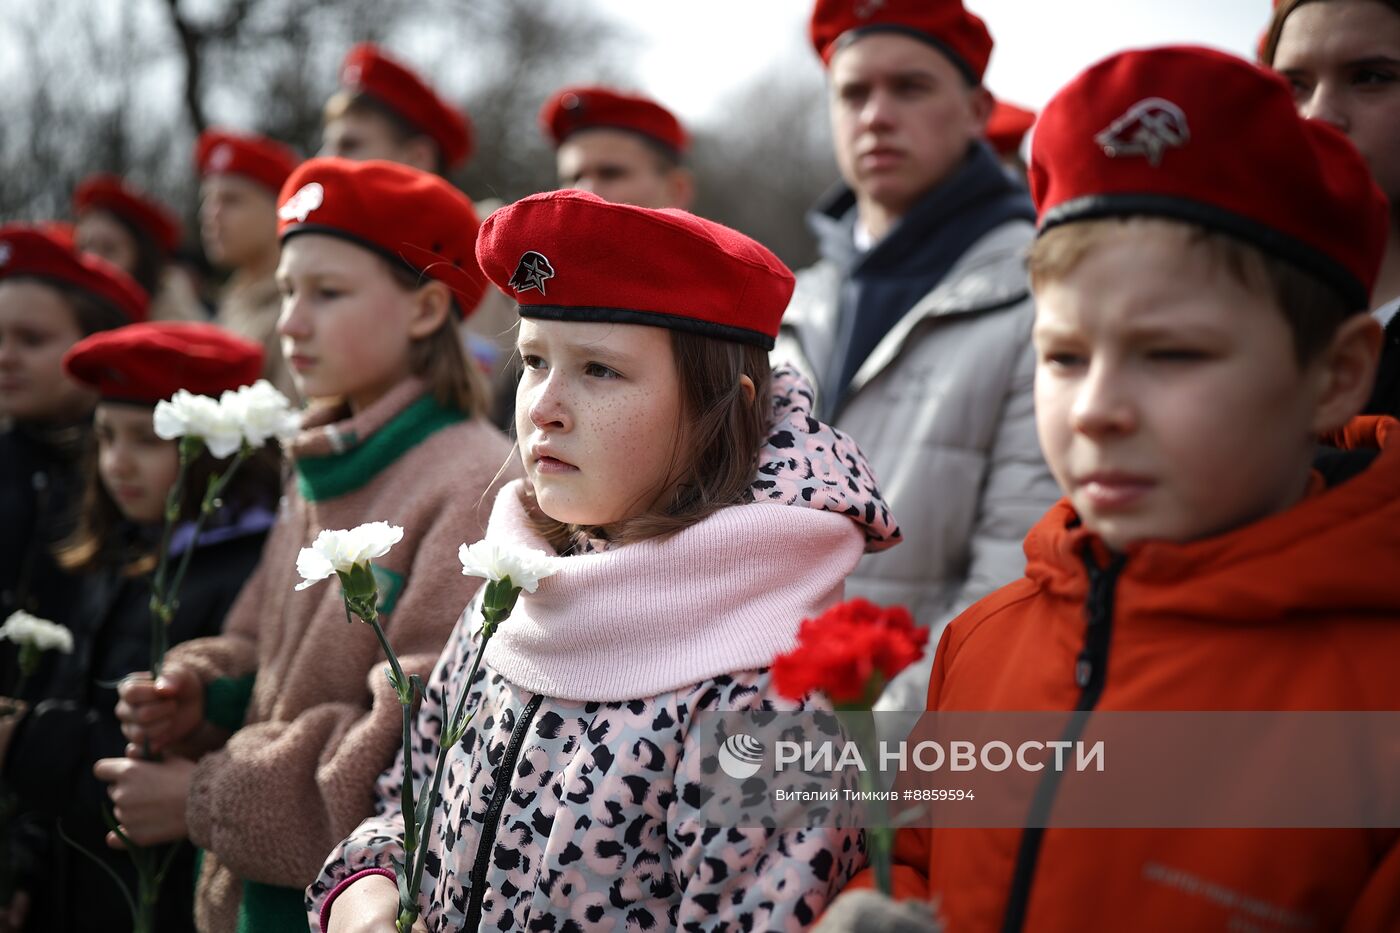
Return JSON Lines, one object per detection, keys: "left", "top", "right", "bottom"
{"left": 1000, "top": 550, "right": 1125, "bottom": 933}
{"left": 464, "top": 692, "right": 543, "bottom": 930}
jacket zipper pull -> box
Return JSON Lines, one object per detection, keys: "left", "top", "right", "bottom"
{"left": 1074, "top": 655, "right": 1092, "bottom": 688}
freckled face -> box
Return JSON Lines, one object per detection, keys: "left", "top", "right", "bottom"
{"left": 515, "top": 318, "right": 686, "bottom": 529}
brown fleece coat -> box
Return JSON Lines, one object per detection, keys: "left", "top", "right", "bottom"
{"left": 166, "top": 378, "right": 519, "bottom": 932}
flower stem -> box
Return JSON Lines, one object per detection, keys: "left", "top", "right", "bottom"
{"left": 154, "top": 446, "right": 251, "bottom": 677}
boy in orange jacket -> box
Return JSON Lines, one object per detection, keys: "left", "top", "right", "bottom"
{"left": 819, "top": 46, "right": 1400, "bottom": 933}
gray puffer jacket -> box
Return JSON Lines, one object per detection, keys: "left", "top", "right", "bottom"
{"left": 775, "top": 219, "right": 1061, "bottom": 712}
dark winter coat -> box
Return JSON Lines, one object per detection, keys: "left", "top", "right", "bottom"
{"left": 4, "top": 518, "right": 269, "bottom": 933}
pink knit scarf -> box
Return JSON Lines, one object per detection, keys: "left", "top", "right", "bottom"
{"left": 480, "top": 479, "right": 866, "bottom": 701}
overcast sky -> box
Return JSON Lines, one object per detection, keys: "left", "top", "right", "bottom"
{"left": 591, "top": 1, "right": 1271, "bottom": 125}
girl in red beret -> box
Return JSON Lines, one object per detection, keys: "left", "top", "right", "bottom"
{"left": 313, "top": 189, "right": 903, "bottom": 931}
{"left": 0, "top": 322, "right": 281, "bottom": 933}
{"left": 73, "top": 174, "right": 207, "bottom": 324}
{"left": 109, "top": 158, "right": 519, "bottom": 933}
{"left": 0, "top": 226, "right": 145, "bottom": 677}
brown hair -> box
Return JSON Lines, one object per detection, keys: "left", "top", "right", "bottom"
{"left": 20, "top": 278, "right": 129, "bottom": 336}
{"left": 84, "top": 207, "right": 168, "bottom": 296}
{"left": 520, "top": 329, "right": 773, "bottom": 554}
{"left": 323, "top": 89, "right": 445, "bottom": 175}
{"left": 382, "top": 258, "right": 491, "bottom": 417}
{"left": 1028, "top": 217, "right": 1354, "bottom": 366}
{"left": 1261, "top": 0, "right": 1400, "bottom": 65}
{"left": 57, "top": 428, "right": 283, "bottom": 576}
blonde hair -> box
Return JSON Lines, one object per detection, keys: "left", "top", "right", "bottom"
{"left": 1028, "top": 217, "right": 1353, "bottom": 366}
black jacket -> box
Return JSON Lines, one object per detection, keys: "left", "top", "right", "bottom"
{"left": 0, "top": 421, "right": 89, "bottom": 698}
{"left": 1365, "top": 311, "right": 1400, "bottom": 419}
{"left": 4, "top": 522, "right": 268, "bottom": 933}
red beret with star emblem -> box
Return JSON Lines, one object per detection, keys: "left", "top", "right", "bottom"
{"left": 809, "top": 0, "right": 993, "bottom": 82}
{"left": 1030, "top": 45, "right": 1387, "bottom": 311}
{"left": 539, "top": 86, "right": 689, "bottom": 156}
{"left": 276, "top": 157, "right": 487, "bottom": 316}
{"left": 0, "top": 225, "right": 148, "bottom": 323}
{"left": 63, "top": 321, "right": 263, "bottom": 403}
{"left": 74, "top": 174, "right": 182, "bottom": 254}
{"left": 196, "top": 129, "right": 300, "bottom": 194}
{"left": 475, "top": 189, "right": 794, "bottom": 349}
{"left": 340, "top": 43, "right": 473, "bottom": 170}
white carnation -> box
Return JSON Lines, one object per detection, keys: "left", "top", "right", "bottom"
{"left": 0, "top": 610, "right": 74, "bottom": 654}
{"left": 153, "top": 389, "right": 244, "bottom": 459}
{"left": 221, "top": 379, "right": 300, "bottom": 447}
{"left": 295, "top": 522, "right": 405, "bottom": 591}
{"left": 458, "top": 540, "right": 559, "bottom": 593}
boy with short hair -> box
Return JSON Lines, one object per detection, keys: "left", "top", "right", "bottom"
{"left": 538, "top": 85, "right": 695, "bottom": 210}
{"left": 821, "top": 45, "right": 1400, "bottom": 933}
{"left": 196, "top": 128, "right": 300, "bottom": 398}
{"left": 321, "top": 43, "right": 472, "bottom": 175}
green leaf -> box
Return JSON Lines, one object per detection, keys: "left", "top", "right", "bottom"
{"left": 414, "top": 785, "right": 432, "bottom": 838}
{"left": 390, "top": 854, "right": 413, "bottom": 908}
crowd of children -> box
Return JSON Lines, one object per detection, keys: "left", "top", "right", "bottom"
{"left": 1, "top": 1, "right": 1398, "bottom": 931}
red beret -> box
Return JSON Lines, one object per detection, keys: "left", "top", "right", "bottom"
{"left": 74, "top": 174, "right": 182, "bottom": 254}
{"left": 539, "top": 86, "right": 689, "bottom": 155}
{"left": 340, "top": 43, "right": 472, "bottom": 170}
{"left": 276, "top": 157, "right": 486, "bottom": 316}
{"left": 38, "top": 221, "right": 76, "bottom": 250}
{"left": 1030, "top": 45, "right": 1387, "bottom": 311}
{"left": 809, "top": 0, "right": 993, "bottom": 82}
{"left": 985, "top": 99, "right": 1036, "bottom": 158}
{"left": 0, "top": 225, "right": 148, "bottom": 324}
{"left": 476, "top": 189, "right": 794, "bottom": 349}
{"left": 63, "top": 322, "right": 263, "bottom": 403}
{"left": 196, "top": 129, "right": 299, "bottom": 194}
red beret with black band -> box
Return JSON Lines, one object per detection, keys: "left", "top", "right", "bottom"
{"left": 63, "top": 321, "right": 263, "bottom": 404}
{"left": 339, "top": 43, "right": 473, "bottom": 170}
{"left": 0, "top": 225, "right": 149, "bottom": 324}
{"left": 809, "top": 0, "right": 993, "bottom": 83}
{"left": 1030, "top": 45, "right": 1387, "bottom": 312}
{"left": 276, "top": 157, "right": 487, "bottom": 317}
{"left": 475, "top": 189, "right": 794, "bottom": 350}
{"left": 196, "top": 129, "right": 300, "bottom": 194}
{"left": 74, "top": 175, "right": 182, "bottom": 255}
{"left": 539, "top": 86, "right": 689, "bottom": 157}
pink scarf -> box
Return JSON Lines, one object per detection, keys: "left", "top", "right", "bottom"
{"left": 481, "top": 481, "right": 866, "bottom": 701}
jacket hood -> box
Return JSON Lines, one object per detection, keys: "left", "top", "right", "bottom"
{"left": 748, "top": 365, "right": 901, "bottom": 552}
{"left": 1024, "top": 416, "right": 1400, "bottom": 623}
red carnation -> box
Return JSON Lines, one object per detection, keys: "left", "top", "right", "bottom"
{"left": 773, "top": 599, "right": 929, "bottom": 708}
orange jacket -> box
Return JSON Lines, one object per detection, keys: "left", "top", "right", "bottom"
{"left": 855, "top": 418, "right": 1400, "bottom": 932}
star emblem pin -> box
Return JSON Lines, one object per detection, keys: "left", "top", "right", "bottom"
{"left": 508, "top": 251, "right": 556, "bottom": 296}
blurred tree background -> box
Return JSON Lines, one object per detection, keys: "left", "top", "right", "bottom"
{"left": 0, "top": 0, "right": 837, "bottom": 269}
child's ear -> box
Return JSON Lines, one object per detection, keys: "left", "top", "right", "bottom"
{"left": 406, "top": 281, "right": 453, "bottom": 339}
{"left": 1310, "top": 313, "right": 1383, "bottom": 434}
{"left": 667, "top": 168, "right": 695, "bottom": 212}
{"left": 738, "top": 374, "right": 756, "bottom": 405}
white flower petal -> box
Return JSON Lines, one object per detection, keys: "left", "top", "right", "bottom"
{"left": 224, "top": 380, "right": 300, "bottom": 447}
{"left": 0, "top": 611, "right": 74, "bottom": 653}
{"left": 293, "top": 522, "right": 404, "bottom": 590}
{"left": 458, "top": 540, "right": 558, "bottom": 592}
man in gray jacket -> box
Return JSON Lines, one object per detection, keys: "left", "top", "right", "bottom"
{"left": 776, "top": 0, "right": 1060, "bottom": 713}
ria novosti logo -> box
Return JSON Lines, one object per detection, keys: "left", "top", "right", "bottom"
{"left": 718, "top": 733, "right": 765, "bottom": 779}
